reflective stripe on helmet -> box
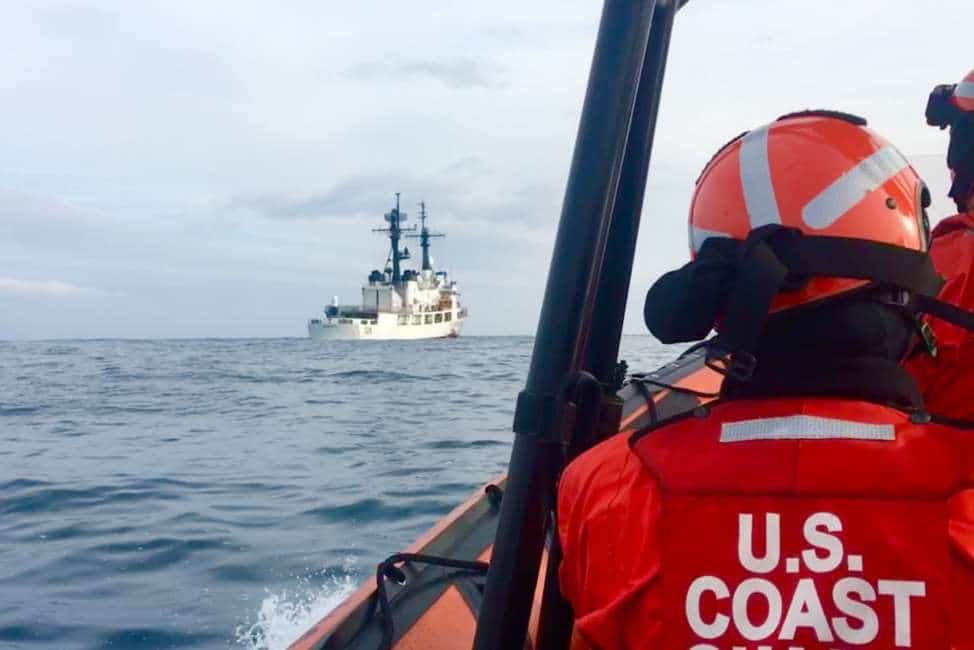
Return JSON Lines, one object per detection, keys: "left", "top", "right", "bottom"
{"left": 690, "top": 224, "right": 732, "bottom": 253}
{"left": 955, "top": 73, "right": 974, "bottom": 111}
{"left": 802, "top": 146, "right": 910, "bottom": 230}
{"left": 739, "top": 125, "right": 782, "bottom": 228}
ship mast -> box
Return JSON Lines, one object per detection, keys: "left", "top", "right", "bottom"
{"left": 373, "top": 193, "right": 414, "bottom": 283}
{"left": 408, "top": 201, "right": 445, "bottom": 271}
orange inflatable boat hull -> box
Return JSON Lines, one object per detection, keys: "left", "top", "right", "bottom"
{"left": 290, "top": 349, "right": 722, "bottom": 649}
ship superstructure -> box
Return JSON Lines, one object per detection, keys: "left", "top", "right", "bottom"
{"left": 308, "top": 194, "right": 466, "bottom": 340}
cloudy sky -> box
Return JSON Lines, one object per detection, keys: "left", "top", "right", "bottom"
{"left": 1, "top": 0, "right": 970, "bottom": 339}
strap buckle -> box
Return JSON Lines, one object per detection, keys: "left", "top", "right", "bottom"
{"left": 706, "top": 347, "right": 757, "bottom": 382}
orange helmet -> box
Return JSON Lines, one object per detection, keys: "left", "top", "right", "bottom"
{"left": 689, "top": 111, "right": 929, "bottom": 314}
{"left": 644, "top": 111, "right": 948, "bottom": 367}
{"left": 952, "top": 68, "right": 974, "bottom": 113}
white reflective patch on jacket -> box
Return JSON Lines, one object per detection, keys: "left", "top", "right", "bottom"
{"left": 720, "top": 415, "right": 895, "bottom": 442}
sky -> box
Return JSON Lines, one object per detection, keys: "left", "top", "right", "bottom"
{"left": 1, "top": 0, "right": 971, "bottom": 339}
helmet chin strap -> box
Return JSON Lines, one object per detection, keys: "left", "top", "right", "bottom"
{"left": 710, "top": 226, "right": 967, "bottom": 380}
{"left": 646, "top": 225, "right": 974, "bottom": 375}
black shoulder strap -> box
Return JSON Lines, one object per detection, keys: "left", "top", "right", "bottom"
{"left": 913, "top": 293, "right": 974, "bottom": 332}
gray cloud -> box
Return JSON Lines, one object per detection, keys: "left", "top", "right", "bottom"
{"left": 0, "top": 277, "right": 101, "bottom": 298}
{"left": 228, "top": 177, "right": 393, "bottom": 221}
{"left": 351, "top": 58, "right": 507, "bottom": 90}
{"left": 228, "top": 157, "right": 561, "bottom": 230}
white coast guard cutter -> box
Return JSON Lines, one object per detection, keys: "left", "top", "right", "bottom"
{"left": 307, "top": 194, "right": 466, "bottom": 340}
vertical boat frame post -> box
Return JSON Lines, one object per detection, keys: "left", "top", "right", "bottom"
{"left": 473, "top": 1, "right": 683, "bottom": 649}
{"left": 583, "top": 0, "right": 678, "bottom": 384}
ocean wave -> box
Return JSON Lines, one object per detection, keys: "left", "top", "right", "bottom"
{"left": 1, "top": 478, "right": 210, "bottom": 515}
{"left": 0, "top": 405, "right": 44, "bottom": 416}
{"left": 303, "top": 497, "right": 452, "bottom": 524}
{"left": 97, "top": 627, "right": 224, "bottom": 648}
{"left": 326, "top": 369, "right": 430, "bottom": 382}
{"left": 423, "top": 438, "right": 508, "bottom": 450}
{"left": 0, "top": 622, "right": 86, "bottom": 644}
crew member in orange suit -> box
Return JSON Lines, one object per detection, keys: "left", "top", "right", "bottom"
{"left": 908, "top": 69, "right": 974, "bottom": 420}
{"left": 557, "top": 111, "right": 974, "bottom": 649}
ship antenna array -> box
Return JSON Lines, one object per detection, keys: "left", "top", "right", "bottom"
{"left": 406, "top": 201, "right": 445, "bottom": 271}
{"left": 372, "top": 192, "right": 416, "bottom": 282}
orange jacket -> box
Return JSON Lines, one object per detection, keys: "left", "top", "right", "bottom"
{"left": 558, "top": 397, "right": 974, "bottom": 649}
{"left": 909, "top": 211, "right": 974, "bottom": 420}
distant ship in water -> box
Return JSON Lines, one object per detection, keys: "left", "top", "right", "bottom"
{"left": 308, "top": 194, "right": 467, "bottom": 340}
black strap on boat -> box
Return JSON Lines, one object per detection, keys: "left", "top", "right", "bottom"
{"left": 631, "top": 375, "right": 661, "bottom": 425}
{"left": 630, "top": 371, "right": 721, "bottom": 400}
{"left": 375, "top": 552, "right": 489, "bottom": 650}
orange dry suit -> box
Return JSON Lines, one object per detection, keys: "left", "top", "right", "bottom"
{"left": 557, "top": 367, "right": 974, "bottom": 649}
{"left": 908, "top": 210, "right": 974, "bottom": 420}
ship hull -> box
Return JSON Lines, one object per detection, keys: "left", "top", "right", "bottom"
{"left": 308, "top": 314, "right": 464, "bottom": 340}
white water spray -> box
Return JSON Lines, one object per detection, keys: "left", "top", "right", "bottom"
{"left": 237, "top": 562, "right": 360, "bottom": 650}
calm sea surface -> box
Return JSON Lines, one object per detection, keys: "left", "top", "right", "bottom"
{"left": 0, "top": 336, "right": 676, "bottom": 649}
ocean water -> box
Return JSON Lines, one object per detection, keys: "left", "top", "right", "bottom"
{"left": 0, "top": 336, "right": 675, "bottom": 650}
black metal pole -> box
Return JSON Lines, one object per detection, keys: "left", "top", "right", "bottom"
{"left": 583, "top": 0, "right": 678, "bottom": 385}
{"left": 533, "top": 5, "right": 680, "bottom": 648}
{"left": 391, "top": 193, "right": 402, "bottom": 282}
{"left": 472, "top": 2, "right": 658, "bottom": 649}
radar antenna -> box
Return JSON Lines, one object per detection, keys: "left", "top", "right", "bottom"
{"left": 406, "top": 201, "right": 445, "bottom": 271}
{"left": 372, "top": 192, "right": 415, "bottom": 282}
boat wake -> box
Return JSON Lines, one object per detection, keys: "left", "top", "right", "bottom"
{"left": 236, "top": 563, "right": 359, "bottom": 650}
